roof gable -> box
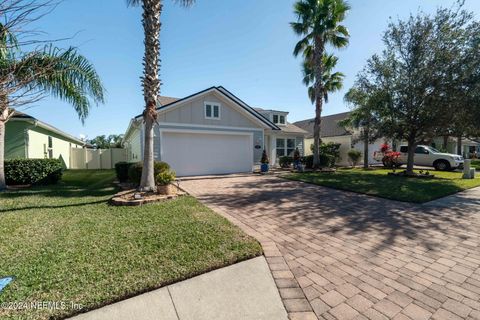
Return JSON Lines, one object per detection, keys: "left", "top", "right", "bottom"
{"left": 135, "top": 86, "right": 280, "bottom": 130}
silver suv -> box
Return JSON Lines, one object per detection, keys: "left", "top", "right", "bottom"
{"left": 397, "top": 145, "right": 464, "bottom": 171}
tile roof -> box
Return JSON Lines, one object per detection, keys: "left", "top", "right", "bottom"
{"left": 293, "top": 111, "right": 352, "bottom": 139}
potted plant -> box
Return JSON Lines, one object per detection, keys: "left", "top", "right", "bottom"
{"left": 260, "top": 149, "right": 269, "bottom": 173}
{"left": 156, "top": 170, "right": 176, "bottom": 195}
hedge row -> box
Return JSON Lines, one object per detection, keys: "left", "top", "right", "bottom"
{"left": 5, "top": 159, "right": 64, "bottom": 185}
{"left": 279, "top": 154, "right": 336, "bottom": 169}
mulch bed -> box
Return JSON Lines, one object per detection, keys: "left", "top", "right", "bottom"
{"left": 110, "top": 184, "right": 188, "bottom": 206}
{"left": 387, "top": 171, "right": 435, "bottom": 179}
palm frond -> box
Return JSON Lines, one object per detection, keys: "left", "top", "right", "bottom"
{"left": 126, "top": 0, "right": 141, "bottom": 7}
{"left": 127, "top": 0, "right": 195, "bottom": 8}
{"left": 0, "top": 22, "right": 19, "bottom": 61}
{"left": 293, "top": 36, "right": 310, "bottom": 57}
{"left": 13, "top": 45, "right": 105, "bottom": 122}
{"left": 173, "top": 0, "right": 195, "bottom": 7}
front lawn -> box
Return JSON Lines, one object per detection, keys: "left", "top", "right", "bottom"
{"left": 471, "top": 159, "right": 480, "bottom": 170}
{"left": 0, "top": 170, "right": 261, "bottom": 320}
{"left": 285, "top": 168, "right": 480, "bottom": 203}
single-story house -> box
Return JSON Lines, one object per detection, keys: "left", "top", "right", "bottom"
{"left": 5, "top": 111, "right": 86, "bottom": 168}
{"left": 294, "top": 112, "right": 480, "bottom": 166}
{"left": 123, "top": 86, "right": 307, "bottom": 176}
{"left": 294, "top": 112, "right": 385, "bottom": 166}
{"left": 430, "top": 136, "right": 480, "bottom": 158}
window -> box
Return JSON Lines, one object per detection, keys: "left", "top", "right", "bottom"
{"left": 276, "top": 138, "right": 296, "bottom": 157}
{"left": 400, "top": 146, "right": 408, "bottom": 153}
{"left": 273, "top": 114, "right": 286, "bottom": 125}
{"left": 415, "top": 146, "right": 428, "bottom": 154}
{"left": 205, "top": 102, "right": 220, "bottom": 119}
{"left": 276, "top": 138, "right": 285, "bottom": 157}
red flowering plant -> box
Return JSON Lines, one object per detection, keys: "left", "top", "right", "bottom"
{"left": 380, "top": 144, "right": 401, "bottom": 169}
{"left": 380, "top": 143, "right": 390, "bottom": 153}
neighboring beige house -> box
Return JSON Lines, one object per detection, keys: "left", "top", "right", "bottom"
{"left": 123, "top": 86, "right": 307, "bottom": 176}
{"left": 430, "top": 136, "right": 480, "bottom": 158}
{"left": 294, "top": 112, "right": 480, "bottom": 166}
{"left": 294, "top": 112, "right": 385, "bottom": 166}
{"left": 5, "top": 111, "right": 86, "bottom": 168}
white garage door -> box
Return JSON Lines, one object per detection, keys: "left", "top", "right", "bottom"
{"left": 161, "top": 131, "right": 253, "bottom": 176}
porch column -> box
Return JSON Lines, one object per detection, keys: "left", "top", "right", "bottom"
{"left": 269, "top": 135, "right": 276, "bottom": 166}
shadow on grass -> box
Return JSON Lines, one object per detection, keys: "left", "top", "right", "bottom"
{"left": 185, "top": 174, "right": 480, "bottom": 253}
{"left": 0, "top": 170, "right": 117, "bottom": 212}
{"left": 0, "top": 199, "right": 108, "bottom": 213}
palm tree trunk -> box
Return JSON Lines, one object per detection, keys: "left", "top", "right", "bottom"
{"left": 456, "top": 135, "right": 462, "bottom": 156}
{"left": 0, "top": 105, "right": 8, "bottom": 191}
{"left": 313, "top": 37, "right": 324, "bottom": 168}
{"left": 139, "top": 0, "right": 162, "bottom": 191}
{"left": 363, "top": 132, "right": 369, "bottom": 169}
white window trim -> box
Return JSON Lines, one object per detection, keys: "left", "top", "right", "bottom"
{"left": 204, "top": 101, "right": 221, "bottom": 120}
{"left": 276, "top": 138, "right": 296, "bottom": 157}
{"left": 272, "top": 113, "right": 286, "bottom": 126}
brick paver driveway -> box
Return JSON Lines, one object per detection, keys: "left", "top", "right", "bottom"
{"left": 180, "top": 175, "right": 480, "bottom": 320}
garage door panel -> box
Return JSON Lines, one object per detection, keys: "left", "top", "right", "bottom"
{"left": 161, "top": 132, "right": 253, "bottom": 176}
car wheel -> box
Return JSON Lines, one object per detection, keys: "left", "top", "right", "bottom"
{"left": 434, "top": 160, "right": 450, "bottom": 171}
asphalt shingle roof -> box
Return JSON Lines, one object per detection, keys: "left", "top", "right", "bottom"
{"left": 293, "top": 111, "right": 352, "bottom": 139}
{"left": 158, "top": 96, "right": 180, "bottom": 106}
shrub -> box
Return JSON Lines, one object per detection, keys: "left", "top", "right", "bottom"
{"left": 261, "top": 150, "right": 269, "bottom": 164}
{"left": 380, "top": 143, "right": 390, "bottom": 153}
{"left": 115, "top": 162, "right": 134, "bottom": 183}
{"left": 279, "top": 156, "right": 293, "bottom": 168}
{"left": 347, "top": 149, "right": 362, "bottom": 167}
{"left": 128, "top": 162, "right": 143, "bottom": 184}
{"left": 320, "top": 154, "right": 335, "bottom": 167}
{"left": 303, "top": 155, "right": 314, "bottom": 169}
{"left": 154, "top": 161, "right": 170, "bottom": 174}
{"left": 293, "top": 148, "right": 301, "bottom": 162}
{"left": 383, "top": 151, "right": 401, "bottom": 168}
{"left": 128, "top": 161, "right": 172, "bottom": 184}
{"left": 302, "top": 154, "right": 335, "bottom": 169}
{"left": 5, "top": 159, "right": 63, "bottom": 185}
{"left": 156, "top": 170, "right": 176, "bottom": 185}
{"left": 310, "top": 142, "right": 341, "bottom": 166}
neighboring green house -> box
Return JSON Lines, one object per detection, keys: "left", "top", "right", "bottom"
{"left": 5, "top": 111, "right": 86, "bottom": 168}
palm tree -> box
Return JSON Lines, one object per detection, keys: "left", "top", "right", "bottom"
{"left": 0, "top": 24, "right": 104, "bottom": 190}
{"left": 291, "top": 0, "right": 350, "bottom": 168}
{"left": 342, "top": 87, "right": 382, "bottom": 169}
{"left": 127, "top": 0, "right": 194, "bottom": 191}
{"left": 303, "top": 53, "right": 344, "bottom": 104}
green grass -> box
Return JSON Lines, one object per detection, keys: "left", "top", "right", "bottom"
{"left": 285, "top": 168, "right": 480, "bottom": 203}
{"left": 471, "top": 160, "right": 480, "bottom": 170}
{"left": 0, "top": 170, "right": 261, "bottom": 320}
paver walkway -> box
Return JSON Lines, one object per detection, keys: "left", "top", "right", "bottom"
{"left": 181, "top": 175, "right": 480, "bottom": 320}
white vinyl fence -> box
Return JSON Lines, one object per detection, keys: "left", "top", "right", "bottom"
{"left": 70, "top": 148, "right": 127, "bottom": 169}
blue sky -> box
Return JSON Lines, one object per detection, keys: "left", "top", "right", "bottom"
{"left": 24, "top": 0, "right": 480, "bottom": 140}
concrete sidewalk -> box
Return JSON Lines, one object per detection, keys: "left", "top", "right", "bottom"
{"left": 70, "top": 256, "right": 288, "bottom": 320}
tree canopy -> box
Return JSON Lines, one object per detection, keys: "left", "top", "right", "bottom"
{"left": 347, "top": 5, "right": 480, "bottom": 173}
